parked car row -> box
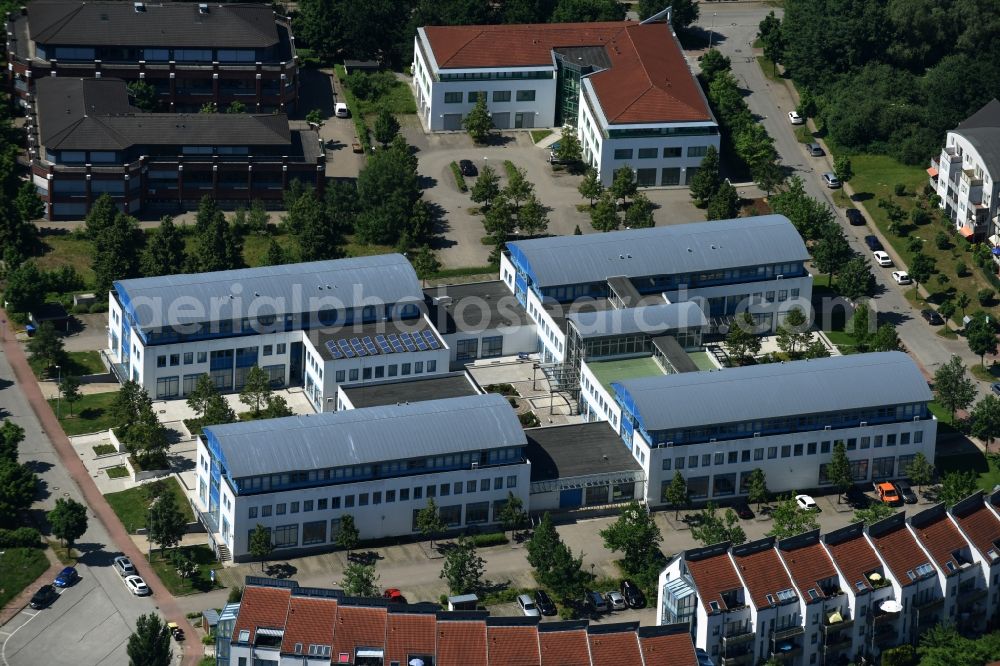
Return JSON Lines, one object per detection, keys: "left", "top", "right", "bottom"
{"left": 517, "top": 580, "right": 647, "bottom": 618}
{"left": 114, "top": 555, "right": 151, "bottom": 596}
{"left": 875, "top": 480, "right": 917, "bottom": 506}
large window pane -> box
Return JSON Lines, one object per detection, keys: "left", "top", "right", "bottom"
{"left": 302, "top": 520, "right": 326, "bottom": 545}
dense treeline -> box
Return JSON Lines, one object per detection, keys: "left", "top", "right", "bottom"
{"left": 294, "top": 0, "right": 698, "bottom": 67}
{"left": 773, "top": 0, "right": 1000, "bottom": 164}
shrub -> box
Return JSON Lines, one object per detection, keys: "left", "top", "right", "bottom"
{"left": 955, "top": 261, "right": 968, "bottom": 277}
{"left": 89, "top": 301, "right": 108, "bottom": 313}
{"left": 450, "top": 161, "right": 468, "bottom": 192}
{"left": 935, "top": 231, "right": 950, "bottom": 250}
{"left": 923, "top": 183, "right": 935, "bottom": 197}
{"left": 894, "top": 183, "right": 907, "bottom": 196}
{"left": 558, "top": 605, "right": 580, "bottom": 620}
{"left": 507, "top": 397, "right": 517, "bottom": 408}
{"left": 978, "top": 288, "right": 995, "bottom": 306}
{"left": 0, "top": 527, "right": 42, "bottom": 547}
{"left": 910, "top": 208, "right": 930, "bottom": 226}
{"left": 519, "top": 411, "right": 540, "bottom": 428}
{"left": 470, "top": 532, "right": 508, "bottom": 548}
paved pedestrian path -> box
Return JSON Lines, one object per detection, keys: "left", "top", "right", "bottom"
{"left": 0, "top": 311, "right": 200, "bottom": 666}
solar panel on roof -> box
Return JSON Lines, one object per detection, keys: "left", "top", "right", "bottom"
{"left": 416, "top": 339, "right": 428, "bottom": 350}
{"left": 351, "top": 338, "right": 362, "bottom": 348}
{"left": 391, "top": 341, "right": 404, "bottom": 353}
{"left": 343, "top": 347, "right": 356, "bottom": 358}
{"left": 325, "top": 341, "right": 344, "bottom": 359}
{"left": 338, "top": 339, "right": 350, "bottom": 350}
{"left": 378, "top": 340, "right": 392, "bottom": 353}
{"left": 405, "top": 340, "right": 416, "bottom": 352}
{"left": 363, "top": 336, "right": 374, "bottom": 346}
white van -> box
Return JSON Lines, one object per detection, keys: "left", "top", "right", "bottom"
{"left": 334, "top": 102, "right": 350, "bottom": 118}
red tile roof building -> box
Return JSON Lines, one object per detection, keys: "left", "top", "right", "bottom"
{"left": 731, "top": 540, "right": 797, "bottom": 610}
{"left": 951, "top": 491, "right": 1000, "bottom": 562}
{"left": 224, "top": 578, "right": 697, "bottom": 666}
{"left": 413, "top": 19, "right": 719, "bottom": 188}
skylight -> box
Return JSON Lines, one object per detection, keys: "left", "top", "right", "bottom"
{"left": 915, "top": 563, "right": 935, "bottom": 577}
{"left": 776, "top": 588, "right": 797, "bottom": 602}
{"left": 808, "top": 589, "right": 819, "bottom": 600}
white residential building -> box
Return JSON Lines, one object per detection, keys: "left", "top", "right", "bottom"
{"left": 106, "top": 254, "right": 451, "bottom": 412}
{"left": 658, "top": 495, "right": 1000, "bottom": 664}
{"left": 501, "top": 214, "right": 814, "bottom": 364}
{"left": 194, "top": 394, "right": 531, "bottom": 562}
{"left": 931, "top": 98, "right": 1000, "bottom": 241}
{"left": 613, "top": 352, "right": 937, "bottom": 506}
{"left": 413, "top": 19, "right": 718, "bottom": 186}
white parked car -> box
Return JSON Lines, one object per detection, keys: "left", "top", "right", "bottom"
{"left": 795, "top": 494, "right": 818, "bottom": 511}
{"left": 788, "top": 110, "right": 804, "bottom": 125}
{"left": 873, "top": 250, "right": 893, "bottom": 267}
{"left": 517, "top": 594, "right": 540, "bottom": 617}
{"left": 606, "top": 591, "right": 627, "bottom": 611}
{"left": 892, "top": 271, "right": 912, "bottom": 285}
{"left": 334, "top": 102, "right": 350, "bottom": 118}
{"left": 124, "top": 575, "right": 151, "bottom": 596}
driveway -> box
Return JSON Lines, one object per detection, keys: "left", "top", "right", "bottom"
{"left": 402, "top": 121, "right": 708, "bottom": 268}
{"left": 701, "top": 3, "right": 983, "bottom": 387}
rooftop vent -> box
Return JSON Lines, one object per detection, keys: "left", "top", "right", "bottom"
{"left": 198, "top": 3, "right": 209, "bottom": 13}
{"left": 133, "top": 2, "right": 145, "bottom": 12}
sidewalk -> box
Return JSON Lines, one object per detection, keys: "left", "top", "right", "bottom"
{"left": 0, "top": 548, "right": 63, "bottom": 628}
{"left": 0, "top": 311, "right": 201, "bottom": 666}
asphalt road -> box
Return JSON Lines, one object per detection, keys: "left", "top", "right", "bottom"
{"left": 0, "top": 347, "right": 182, "bottom": 666}
{"left": 701, "top": 3, "right": 982, "bottom": 387}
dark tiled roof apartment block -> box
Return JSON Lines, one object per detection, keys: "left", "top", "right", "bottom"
{"left": 732, "top": 538, "right": 798, "bottom": 610}
{"left": 823, "top": 523, "right": 886, "bottom": 594}
{"left": 867, "top": 513, "right": 935, "bottom": 587}
{"left": 952, "top": 491, "right": 1000, "bottom": 562}
{"left": 777, "top": 530, "right": 839, "bottom": 602}
{"left": 422, "top": 21, "right": 710, "bottom": 125}
{"left": 685, "top": 543, "right": 745, "bottom": 613}
{"left": 227, "top": 579, "right": 698, "bottom": 666}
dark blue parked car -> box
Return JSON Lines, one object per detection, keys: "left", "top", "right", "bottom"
{"left": 54, "top": 566, "right": 79, "bottom": 587}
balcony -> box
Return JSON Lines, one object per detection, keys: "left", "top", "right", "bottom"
{"left": 770, "top": 646, "right": 802, "bottom": 662}
{"left": 874, "top": 627, "right": 897, "bottom": 648}
{"left": 823, "top": 617, "right": 854, "bottom": 634}
{"left": 914, "top": 596, "right": 944, "bottom": 613}
{"left": 823, "top": 634, "right": 852, "bottom": 654}
{"left": 721, "top": 653, "right": 754, "bottom": 666}
{"left": 772, "top": 626, "right": 805, "bottom": 642}
{"left": 958, "top": 587, "right": 988, "bottom": 605}
{"left": 722, "top": 631, "right": 755, "bottom": 647}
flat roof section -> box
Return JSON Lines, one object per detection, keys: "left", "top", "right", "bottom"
{"left": 424, "top": 281, "right": 528, "bottom": 335}
{"left": 587, "top": 356, "right": 665, "bottom": 393}
{"left": 651, "top": 336, "right": 699, "bottom": 373}
{"left": 525, "top": 422, "right": 641, "bottom": 483}
{"left": 309, "top": 317, "right": 444, "bottom": 363}
{"left": 341, "top": 373, "right": 481, "bottom": 409}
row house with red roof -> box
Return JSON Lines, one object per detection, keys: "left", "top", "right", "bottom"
{"left": 657, "top": 490, "right": 1000, "bottom": 666}
{"left": 217, "top": 576, "right": 699, "bottom": 666}
{"left": 413, "top": 19, "right": 719, "bottom": 187}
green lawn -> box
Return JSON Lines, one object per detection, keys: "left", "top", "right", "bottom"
{"left": 49, "top": 390, "right": 119, "bottom": 435}
{"left": 588, "top": 356, "right": 665, "bottom": 393}
{"left": 36, "top": 233, "right": 95, "bottom": 286}
{"left": 92, "top": 443, "right": 116, "bottom": 456}
{"left": 31, "top": 350, "right": 107, "bottom": 381}
{"left": 0, "top": 548, "right": 50, "bottom": 610}
{"left": 148, "top": 545, "right": 223, "bottom": 595}
{"left": 839, "top": 152, "right": 996, "bottom": 323}
{"left": 688, "top": 351, "right": 717, "bottom": 371}
{"left": 105, "top": 477, "right": 194, "bottom": 533}
{"left": 333, "top": 65, "right": 416, "bottom": 117}
{"left": 530, "top": 129, "right": 553, "bottom": 143}
{"left": 794, "top": 125, "right": 813, "bottom": 144}
{"left": 106, "top": 466, "right": 129, "bottom": 479}
{"left": 936, "top": 452, "right": 1000, "bottom": 493}
{"left": 756, "top": 56, "right": 783, "bottom": 84}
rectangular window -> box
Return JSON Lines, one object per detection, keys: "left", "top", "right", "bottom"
{"left": 689, "top": 456, "right": 698, "bottom": 469}
{"left": 373, "top": 491, "right": 382, "bottom": 504}
{"left": 468, "top": 91, "right": 485, "bottom": 102}
{"left": 386, "top": 490, "right": 395, "bottom": 503}
{"left": 492, "top": 90, "right": 511, "bottom": 102}
{"left": 331, "top": 497, "right": 340, "bottom": 509}
{"left": 359, "top": 493, "right": 369, "bottom": 506}
{"left": 336, "top": 370, "right": 345, "bottom": 383}
{"left": 183, "top": 352, "right": 193, "bottom": 365}
{"left": 426, "top": 485, "right": 436, "bottom": 498}
{"left": 481, "top": 479, "right": 490, "bottom": 492}
{"left": 440, "top": 484, "right": 450, "bottom": 496}
{"left": 516, "top": 89, "right": 536, "bottom": 101}
{"left": 413, "top": 487, "right": 422, "bottom": 500}
{"left": 263, "top": 345, "right": 273, "bottom": 356}
{"left": 248, "top": 507, "right": 258, "bottom": 519}
{"left": 794, "top": 444, "right": 804, "bottom": 457}
{"left": 170, "top": 354, "right": 180, "bottom": 366}
{"left": 276, "top": 503, "right": 286, "bottom": 515}
{"left": 663, "top": 146, "right": 682, "bottom": 158}
{"left": 466, "top": 501, "right": 489, "bottom": 524}
{"left": 481, "top": 336, "right": 504, "bottom": 358}
{"left": 272, "top": 524, "right": 298, "bottom": 549}
{"left": 688, "top": 145, "right": 708, "bottom": 157}
{"left": 754, "top": 448, "right": 764, "bottom": 461}
{"left": 444, "top": 92, "right": 462, "bottom": 103}
{"left": 157, "top": 355, "right": 167, "bottom": 368}
{"left": 262, "top": 505, "right": 272, "bottom": 517}
{"left": 781, "top": 445, "right": 791, "bottom": 458}
{"left": 400, "top": 488, "right": 409, "bottom": 501}
{"left": 638, "top": 147, "right": 658, "bottom": 159}
{"left": 197, "top": 351, "right": 207, "bottom": 363}
{"left": 402, "top": 363, "right": 412, "bottom": 376}
{"left": 389, "top": 365, "right": 398, "bottom": 377}
{"left": 345, "top": 495, "right": 355, "bottom": 508}
{"left": 302, "top": 520, "right": 326, "bottom": 545}
{"left": 861, "top": 436, "right": 871, "bottom": 449}
{"left": 318, "top": 498, "right": 328, "bottom": 511}
{"left": 414, "top": 361, "right": 424, "bottom": 374}
{"left": 277, "top": 343, "right": 286, "bottom": 354}
{"left": 349, "top": 369, "right": 359, "bottom": 381}
{"left": 887, "top": 434, "right": 897, "bottom": 446}
{"left": 456, "top": 339, "right": 479, "bottom": 361}
{"left": 454, "top": 482, "right": 463, "bottom": 495}
{"left": 821, "top": 441, "right": 831, "bottom": 454}
{"left": 807, "top": 442, "right": 817, "bottom": 455}
{"left": 613, "top": 148, "right": 634, "bottom": 160}
{"left": 303, "top": 500, "right": 313, "bottom": 512}
{"left": 363, "top": 367, "right": 372, "bottom": 380}
{"left": 636, "top": 168, "right": 657, "bottom": 187}
{"left": 467, "top": 480, "right": 477, "bottom": 493}
{"left": 660, "top": 167, "right": 681, "bottom": 186}
{"left": 290, "top": 502, "right": 299, "bottom": 514}
{"left": 914, "top": 431, "right": 923, "bottom": 444}
{"left": 428, "top": 360, "right": 437, "bottom": 372}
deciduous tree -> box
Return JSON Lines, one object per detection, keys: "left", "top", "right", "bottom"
{"left": 373, "top": 107, "right": 401, "bottom": 146}
{"left": 609, "top": 167, "right": 637, "bottom": 208}
{"left": 747, "top": 468, "right": 769, "bottom": 509}
{"left": 971, "top": 394, "right": 1000, "bottom": 453}
{"left": 416, "top": 498, "right": 446, "bottom": 547}
{"left": 463, "top": 94, "right": 494, "bottom": 143}
{"left": 148, "top": 491, "right": 187, "bottom": 554}
{"left": 589, "top": 192, "right": 619, "bottom": 232}
{"left": 966, "top": 313, "right": 997, "bottom": 365}
{"left": 440, "top": 537, "right": 485, "bottom": 594}
{"left": 599, "top": 501, "right": 663, "bottom": 576}
{"left": 48, "top": 497, "right": 88, "bottom": 552}
{"left": 828, "top": 441, "right": 853, "bottom": 503}
{"left": 27, "top": 322, "right": 66, "bottom": 375}
{"left": 933, "top": 355, "right": 976, "bottom": 422}
{"left": 838, "top": 255, "right": 874, "bottom": 302}
{"left": 689, "top": 145, "right": 721, "bottom": 207}
{"left": 249, "top": 524, "right": 273, "bottom": 571}
{"left": 706, "top": 180, "right": 740, "bottom": 220}
{"left": 497, "top": 492, "right": 528, "bottom": 538}
{"left": 471, "top": 165, "right": 501, "bottom": 209}
{"left": 723, "top": 312, "right": 762, "bottom": 365}
{"left": 93, "top": 213, "right": 143, "bottom": 292}
{"left": 938, "top": 470, "right": 978, "bottom": 508}
{"left": 690, "top": 503, "right": 747, "bottom": 547}
{"left": 126, "top": 613, "right": 172, "bottom": 666}
{"left": 776, "top": 307, "right": 810, "bottom": 356}
{"left": 239, "top": 366, "right": 273, "bottom": 416}
{"left": 60, "top": 375, "right": 82, "bottom": 416}
{"left": 341, "top": 562, "right": 380, "bottom": 597}
{"left": 905, "top": 452, "right": 934, "bottom": 493}
{"left": 766, "top": 494, "right": 819, "bottom": 539}
{"left": 853, "top": 501, "right": 895, "bottom": 525}
{"left": 554, "top": 126, "right": 583, "bottom": 164}
{"left": 335, "top": 514, "right": 360, "bottom": 554}
{"left": 0, "top": 420, "right": 25, "bottom": 464}
{"left": 411, "top": 245, "right": 442, "bottom": 284}
{"left": 140, "top": 216, "right": 186, "bottom": 278}
{"left": 624, "top": 193, "right": 655, "bottom": 228}
{"left": 0, "top": 459, "right": 38, "bottom": 526}
{"left": 578, "top": 168, "right": 603, "bottom": 207}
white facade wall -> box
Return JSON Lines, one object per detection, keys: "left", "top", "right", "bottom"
{"left": 196, "top": 438, "right": 531, "bottom": 561}
{"left": 524, "top": 289, "right": 566, "bottom": 364}
{"left": 578, "top": 79, "right": 719, "bottom": 188}
{"left": 439, "top": 324, "right": 538, "bottom": 364}
{"left": 637, "top": 419, "right": 937, "bottom": 508}
{"left": 413, "top": 34, "right": 556, "bottom": 132}
{"left": 936, "top": 133, "right": 999, "bottom": 234}
{"left": 300, "top": 334, "right": 451, "bottom": 412}
{"left": 578, "top": 362, "right": 622, "bottom": 431}
{"left": 663, "top": 275, "right": 814, "bottom": 334}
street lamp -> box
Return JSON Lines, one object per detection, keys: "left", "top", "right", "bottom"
{"left": 55, "top": 364, "right": 62, "bottom": 419}
{"left": 709, "top": 13, "right": 718, "bottom": 49}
